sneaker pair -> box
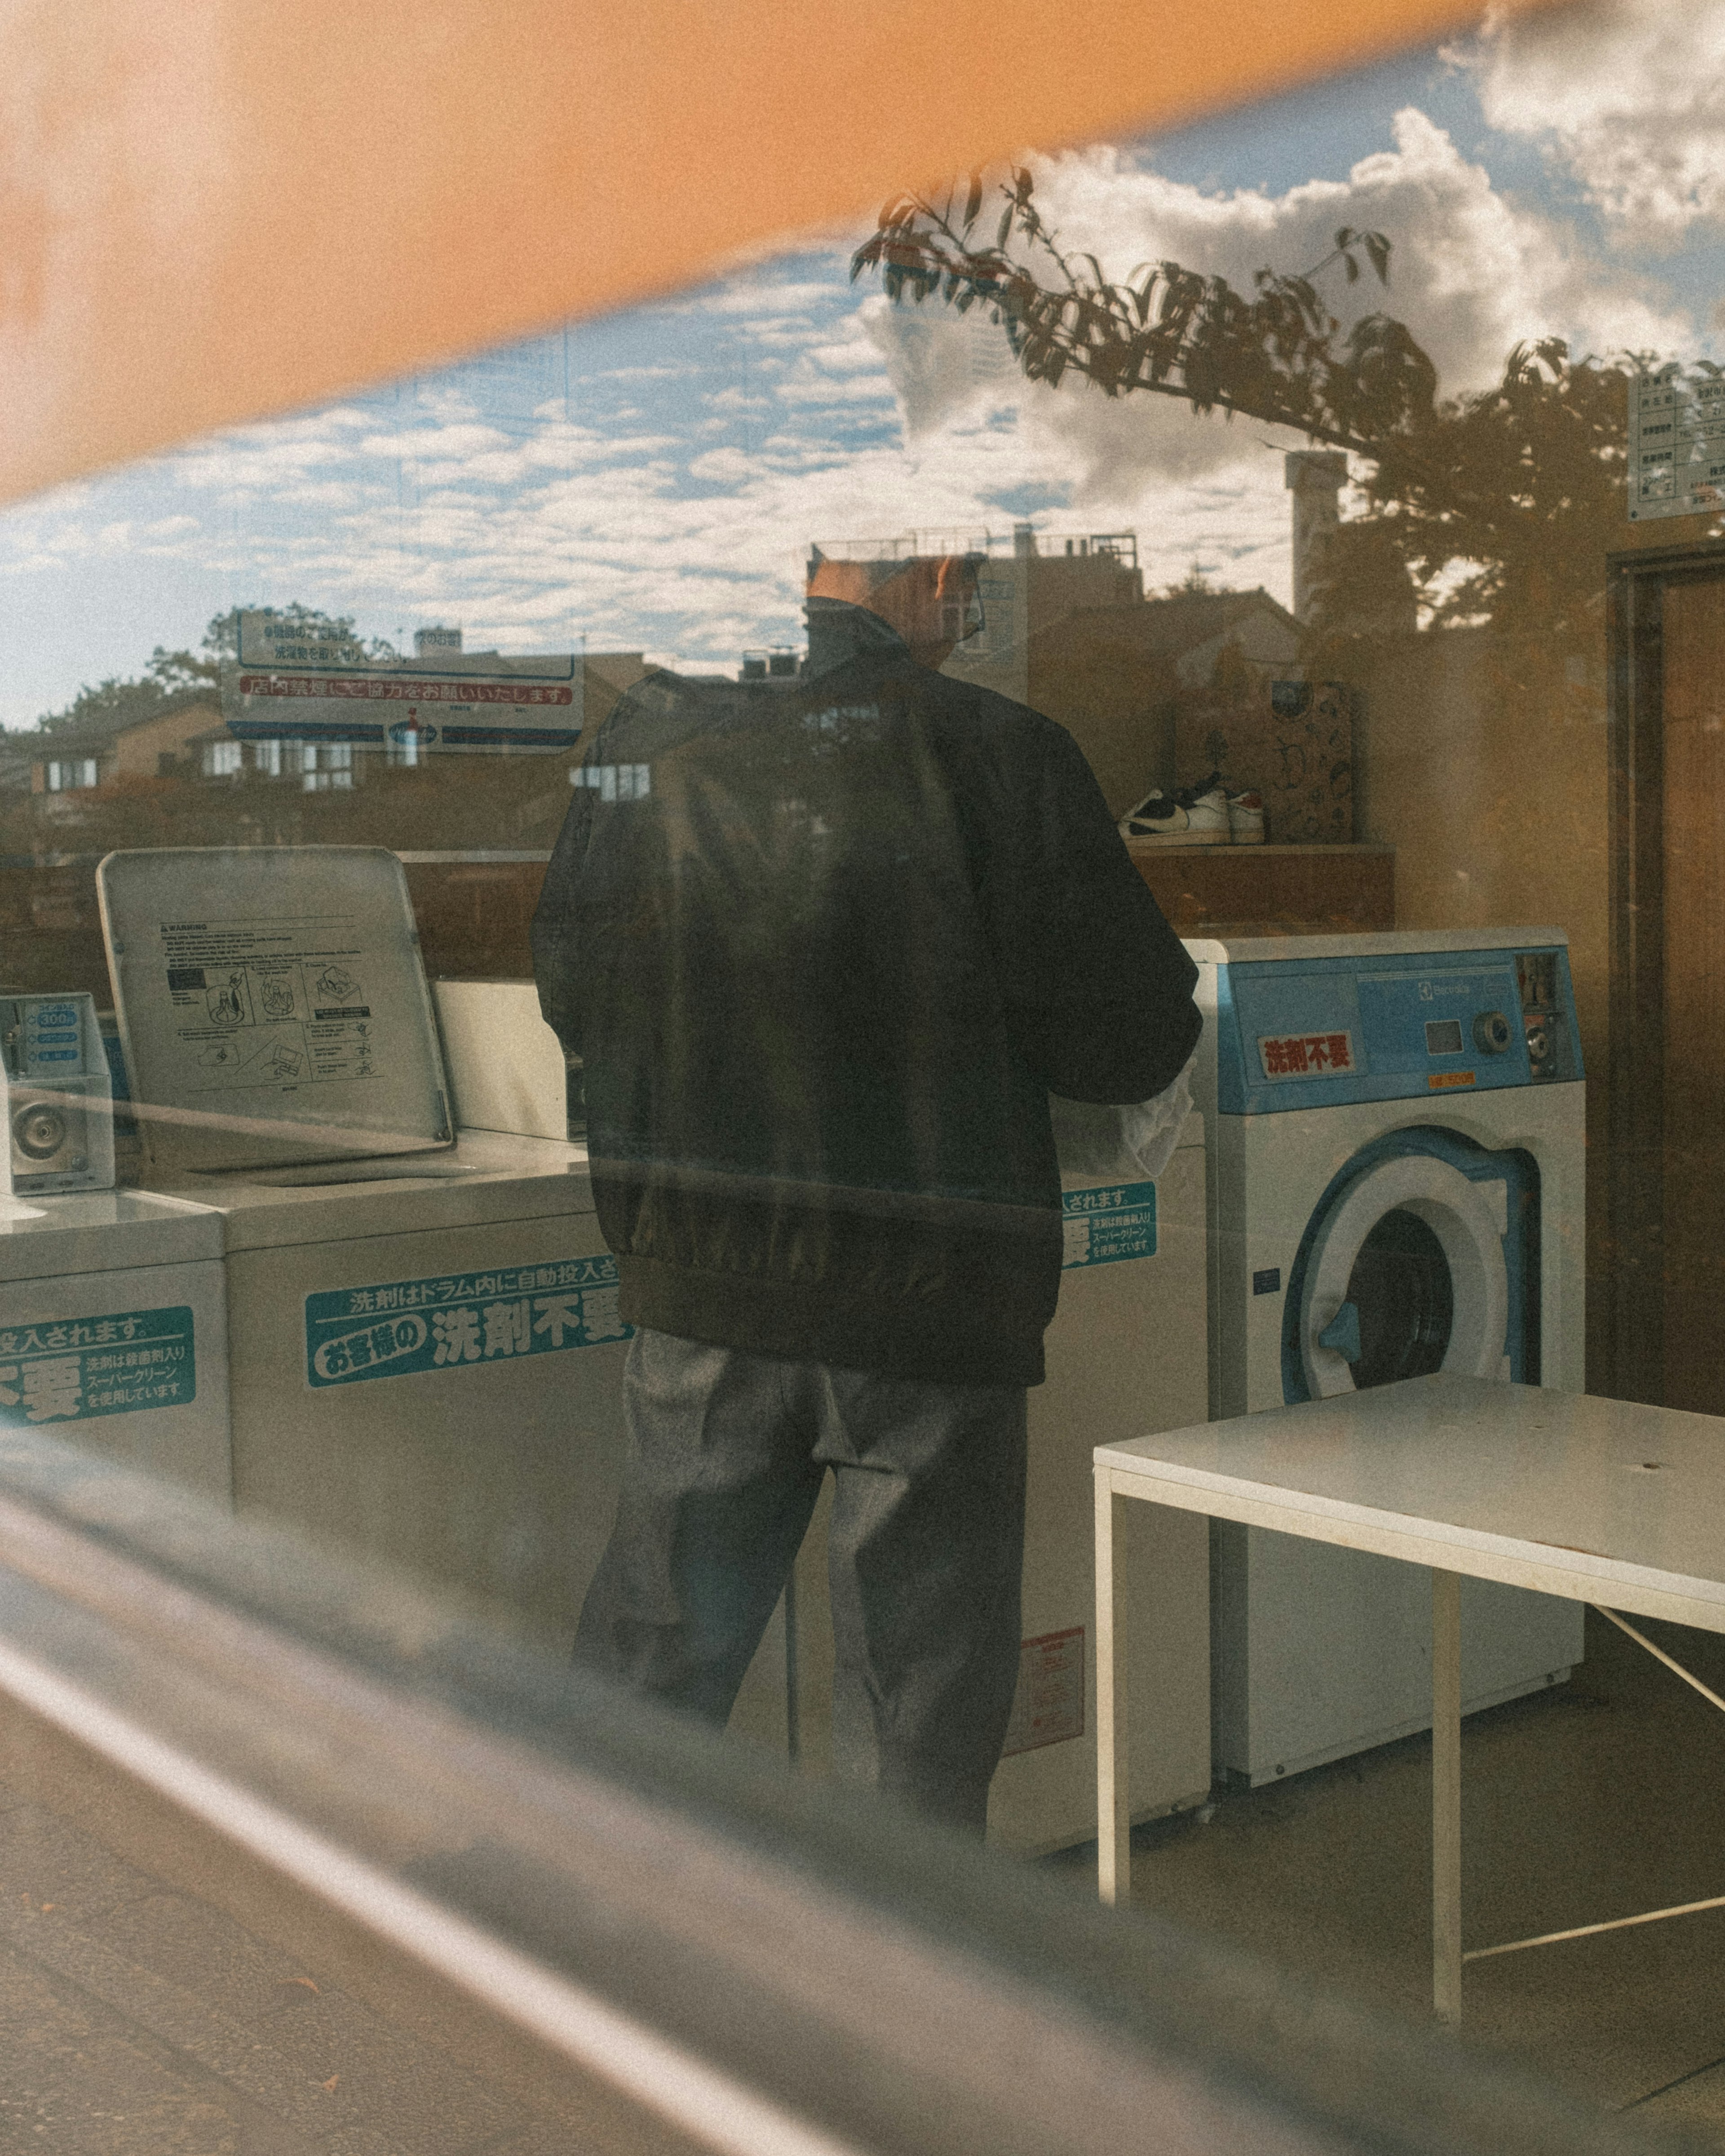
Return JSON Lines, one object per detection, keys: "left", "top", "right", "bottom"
{"left": 1118, "top": 772, "right": 1264, "bottom": 845}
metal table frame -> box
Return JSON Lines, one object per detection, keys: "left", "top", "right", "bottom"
{"left": 1093, "top": 1376, "right": 1725, "bottom": 2025}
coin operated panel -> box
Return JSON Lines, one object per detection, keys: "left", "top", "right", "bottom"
{"left": 0, "top": 993, "right": 117, "bottom": 1196}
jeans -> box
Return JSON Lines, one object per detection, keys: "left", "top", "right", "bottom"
{"left": 575, "top": 1327, "right": 1028, "bottom": 1835}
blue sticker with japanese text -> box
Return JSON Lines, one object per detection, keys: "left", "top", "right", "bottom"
{"left": 0, "top": 1307, "right": 196, "bottom": 1425}
{"left": 1061, "top": 1181, "right": 1157, "bottom": 1269}
{"left": 305, "top": 1253, "right": 632, "bottom": 1387}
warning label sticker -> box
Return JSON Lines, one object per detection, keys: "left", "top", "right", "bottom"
{"left": 0, "top": 1306, "right": 196, "bottom": 1425}
{"left": 1002, "top": 1626, "right": 1085, "bottom": 1757}
{"left": 305, "top": 1254, "right": 632, "bottom": 1387}
{"left": 1062, "top": 1181, "right": 1157, "bottom": 1269}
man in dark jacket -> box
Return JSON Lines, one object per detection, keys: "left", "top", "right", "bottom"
{"left": 532, "top": 547, "right": 1200, "bottom": 1833}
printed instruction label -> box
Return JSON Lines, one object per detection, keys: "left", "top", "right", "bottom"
{"left": 305, "top": 1254, "right": 632, "bottom": 1387}
{"left": 1001, "top": 1626, "right": 1085, "bottom": 1757}
{"left": 0, "top": 1306, "right": 195, "bottom": 1425}
{"left": 1062, "top": 1180, "right": 1157, "bottom": 1269}
{"left": 160, "top": 915, "right": 383, "bottom": 1100}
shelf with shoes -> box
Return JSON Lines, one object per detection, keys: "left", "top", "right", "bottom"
{"left": 1125, "top": 839, "right": 1394, "bottom": 939}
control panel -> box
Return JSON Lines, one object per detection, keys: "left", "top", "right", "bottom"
{"left": 1211, "top": 945, "right": 1582, "bottom": 1114}
{"left": 0, "top": 993, "right": 116, "bottom": 1194}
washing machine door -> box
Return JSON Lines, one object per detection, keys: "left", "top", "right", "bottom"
{"left": 1298, "top": 1152, "right": 1511, "bottom": 1399}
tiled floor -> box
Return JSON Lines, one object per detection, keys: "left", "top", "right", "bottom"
{"left": 0, "top": 1743, "right": 696, "bottom": 2155}
{"left": 3, "top": 1602, "right": 1724, "bottom": 2148}
{"left": 1046, "top": 1605, "right": 1725, "bottom": 2140}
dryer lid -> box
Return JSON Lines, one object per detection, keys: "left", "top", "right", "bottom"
{"left": 98, "top": 848, "right": 454, "bottom": 1175}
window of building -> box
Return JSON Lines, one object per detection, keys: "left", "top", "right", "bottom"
{"left": 44, "top": 757, "right": 99, "bottom": 791}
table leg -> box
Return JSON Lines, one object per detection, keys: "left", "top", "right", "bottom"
{"left": 1095, "top": 1471, "right": 1130, "bottom": 1906}
{"left": 1432, "top": 1567, "right": 1462, "bottom": 2024}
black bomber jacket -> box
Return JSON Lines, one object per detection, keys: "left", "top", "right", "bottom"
{"left": 531, "top": 605, "right": 1201, "bottom": 1387}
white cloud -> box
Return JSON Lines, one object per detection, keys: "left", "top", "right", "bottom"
{"left": 0, "top": 93, "right": 1703, "bottom": 712}
{"left": 1465, "top": 0, "right": 1725, "bottom": 246}
{"left": 863, "top": 117, "right": 1688, "bottom": 515}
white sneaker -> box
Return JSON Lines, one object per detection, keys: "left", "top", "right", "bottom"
{"left": 1227, "top": 788, "right": 1265, "bottom": 843}
{"left": 1118, "top": 773, "right": 1231, "bottom": 845}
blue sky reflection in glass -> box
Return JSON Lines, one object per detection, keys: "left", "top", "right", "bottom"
{"left": 0, "top": 0, "right": 1719, "bottom": 728}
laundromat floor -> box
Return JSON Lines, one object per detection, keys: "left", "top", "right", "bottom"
{"left": 0, "top": 1707, "right": 702, "bottom": 2156}
{"left": 0, "top": 1603, "right": 1721, "bottom": 2148}
{"left": 1045, "top": 1604, "right": 1725, "bottom": 2139}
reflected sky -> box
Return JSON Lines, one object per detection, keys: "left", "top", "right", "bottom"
{"left": 0, "top": 0, "right": 1720, "bottom": 729}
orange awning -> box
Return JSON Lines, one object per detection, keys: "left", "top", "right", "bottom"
{"left": 0, "top": 0, "right": 1552, "bottom": 506}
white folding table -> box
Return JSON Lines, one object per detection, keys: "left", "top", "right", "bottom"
{"left": 1094, "top": 1373, "right": 1725, "bottom": 2023}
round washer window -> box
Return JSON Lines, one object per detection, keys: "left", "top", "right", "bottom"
{"left": 1344, "top": 1206, "right": 1455, "bottom": 1388}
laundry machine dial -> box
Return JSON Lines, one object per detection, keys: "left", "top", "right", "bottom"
{"left": 1473, "top": 1010, "right": 1513, "bottom": 1054}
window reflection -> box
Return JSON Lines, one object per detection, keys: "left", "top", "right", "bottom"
{"left": 3, "top": 7, "right": 1725, "bottom": 2107}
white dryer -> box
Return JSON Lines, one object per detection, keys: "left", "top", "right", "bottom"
{"left": 1187, "top": 930, "right": 1586, "bottom": 1785}
{"left": 783, "top": 1110, "right": 1212, "bottom": 1855}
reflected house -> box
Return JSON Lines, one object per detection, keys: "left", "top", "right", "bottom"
{"left": 0, "top": 649, "right": 656, "bottom": 998}
{"left": 810, "top": 526, "right": 1300, "bottom": 816}
{"left": 1024, "top": 584, "right": 1300, "bottom": 815}
{"left": 28, "top": 696, "right": 232, "bottom": 800}
{"left": 23, "top": 696, "right": 367, "bottom": 822}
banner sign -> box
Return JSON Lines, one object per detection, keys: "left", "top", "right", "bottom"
{"left": 222, "top": 613, "right": 582, "bottom": 752}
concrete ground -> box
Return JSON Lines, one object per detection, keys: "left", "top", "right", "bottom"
{"left": 0, "top": 1603, "right": 1722, "bottom": 2148}
{"left": 1047, "top": 1605, "right": 1725, "bottom": 2140}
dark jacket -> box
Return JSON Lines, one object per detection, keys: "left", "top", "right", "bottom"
{"left": 532, "top": 606, "right": 1200, "bottom": 1386}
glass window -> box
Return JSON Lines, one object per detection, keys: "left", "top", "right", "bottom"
{"left": 7, "top": 12, "right": 1725, "bottom": 2125}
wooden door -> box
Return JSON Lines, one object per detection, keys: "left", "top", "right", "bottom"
{"left": 1610, "top": 544, "right": 1725, "bottom": 1408}
{"left": 1659, "top": 577, "right": 1725, "bottom": 1408}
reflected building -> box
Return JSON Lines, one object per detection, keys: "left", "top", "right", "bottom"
{"left": 807, "top": 526, "right": 1300, "bottom": 816}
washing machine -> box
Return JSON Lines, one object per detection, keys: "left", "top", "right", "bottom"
{"left": 784, "top": 1108, "right": 1213, "bottom": 1854}
{"left": 97, "top": 851, "right": 790, "bottom": 1747}
{"left": 0, "top": 1188, "right": 230, "bottom": 1499}
{"left": 1188, "top": 929, "right": 1586, "bottom": 1785}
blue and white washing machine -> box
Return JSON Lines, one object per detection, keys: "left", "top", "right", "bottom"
{"left": 1186, "top": 929, "right": 1586, "bottom": 1785}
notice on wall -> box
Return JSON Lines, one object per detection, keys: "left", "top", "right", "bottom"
{"left": 1062, "top": 1180, "right": 1157, "bottom": 1269}
{"left": 1001, "top": 1626, "right": 1085, "bottom": 1757}
{"left": 222, "top": 612, "right": 582, "bottom": 753}
{"left": 305, "top": 1254, "right": 632, "bottom": 1387}
{"left": 0, "top": 1305, "right": 195, "bottom": 1426}
{"left": 1628, "top": 368, "right": 1725, "bottom": 521}
{"left": 157, "top": 915, "right": 387, "bottom": 1101}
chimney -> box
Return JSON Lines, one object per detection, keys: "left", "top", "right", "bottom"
{"left": 1013, "top": 522, "right": 1037, "bottom": 559}
{"left": 1284, "top": 452, "right": 1348, "bottom": 623}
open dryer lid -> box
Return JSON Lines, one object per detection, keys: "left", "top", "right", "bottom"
{"left": 98, "top": 848, "right": 454, "bottom": 1175}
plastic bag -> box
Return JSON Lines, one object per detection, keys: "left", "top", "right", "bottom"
{"left": 1048, "top": 1050, "right": 1197, "bottom": 1185}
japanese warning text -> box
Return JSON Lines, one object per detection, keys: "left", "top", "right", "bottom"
{"left": 0, "top": 1306, "right": 196, "bottom": 1426}
{"left": 1062, "top": 1181, "right": 1158, "bottom": 1269}
{"left": 305, "top": 1255, "right": 632, "bottom": 1387}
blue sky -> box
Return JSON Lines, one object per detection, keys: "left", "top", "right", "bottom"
{"left": 0, "top": 0, "right": 1719, "bottom": 731}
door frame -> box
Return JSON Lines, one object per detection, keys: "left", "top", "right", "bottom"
{"left": 1606, "top": 537, "right": 1725, "bottom": 1403}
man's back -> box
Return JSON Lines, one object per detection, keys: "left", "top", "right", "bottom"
{"left": 533, "top": 619, "right": 1199, "bottom": 1386}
